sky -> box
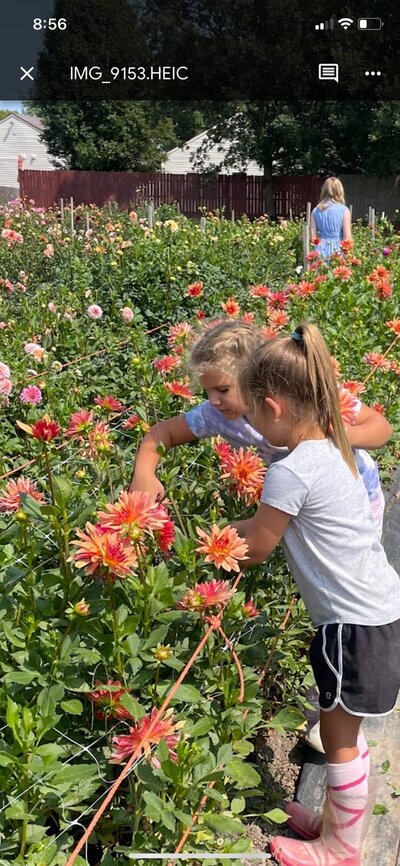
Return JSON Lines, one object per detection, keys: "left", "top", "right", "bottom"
{"left": 0, "top": 101, "right": 23, "bottom": 112}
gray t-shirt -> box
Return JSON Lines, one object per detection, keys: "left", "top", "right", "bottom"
{"left": 260, "top": 439, "right": 400, "bottom": 628}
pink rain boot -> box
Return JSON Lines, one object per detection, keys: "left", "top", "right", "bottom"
{"left": 283, "top": 731, "right": 371, "bottom": 841}
{"left": 270, "top": 755, "right": 368, "bottom": 866}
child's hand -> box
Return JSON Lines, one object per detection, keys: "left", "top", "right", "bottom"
{"left": 129, "top": 473, "right": 166, "bottom": 501}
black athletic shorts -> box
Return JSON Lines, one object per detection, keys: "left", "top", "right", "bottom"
{"left": 309, "top": 620, "right": 400, "bottom": 717}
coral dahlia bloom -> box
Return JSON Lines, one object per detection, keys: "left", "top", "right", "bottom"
{"left": 98, "top": 490, "right": 168, "bottom": 539}
{"left": 220, "top": 448, "right": 267, "bottom": 506}
{"left": 19, "top": 385, "right": 42, "bottom": 406}
{"left": 243, "top": 600, "right": 261, "bottom": 619}
{"left": 87, "top": 304, "right": 103, "bottom": 320}
{"left": 65, "top": 409, "right": 94, "bottom": 438}
{"left": 363, "top": 352, "right": 391, "bottom": 372}
{"left": 153, "top": 355, "right": 181, "bottom": 375}
{"left": 0, "top": 477, "right": 44, "bottom": 512}
{"left": 268, "top": 309, "right": 289, "bottom": 329}
{"left": 164, "top": 380, "right": 194, "bottom": 400}
{"left": 70, "top": 523, "right": 137, "bottom": 579}
{"left": 195, "top": 524, "right": 249, "bottom": 572}
{"left": 221, "top": 297, "right": 241, "bottom": 317}
{"left": 155, "top": 517, "right": 175, "bottom": 554}
{"left": 88, "top": 680, "right": 132, "bottom": 720}
{"left": 109, "top": 707, "right": 184, "bottom": 767}
{"left": 179, "top": 579, "right": 237, "bottom": 612}
{"left": 341, "top": 380, "right": 365, "bottom": 396}
{"left": 122, "top": 413, "right": 141, "bottom": 430}
{"left": 241, "top": 312, "right": 255, "bottom": 324}
{"left": 340, "top": 240, "right": 353, "bottom": 252}
{"left": 333, "top": 265, "right": 352, "bottom": 281}
{"left": 186, "top": 281, "right": 203, "bottom": 297}
{"left": 31, "top": 415, "right": 60, "bottom": 442}
{"left": 85, "top": 422, "right": 113, "bottom": 458}
{"left": 94, "top": 395, "right": 125, "bottom": 412}
{"left": 167, "top": 322, "right": 194, "bottom": 349}
{"left": 338, "top": 386, "right": 359, "bottom": 426}
{"left": 267, "top": 291, "right": 289, "bottom": 309}
{"left": 385, "top": 319, "right": 400, "bottom": 335}
{"left": 249, "top": 285, "right": 270, "bottom": 298}
{"left": 296, "top": 281, "right": 317, "bottom": 297}
{"left": 24, "top": 342, "right": 45, "bottom": 362}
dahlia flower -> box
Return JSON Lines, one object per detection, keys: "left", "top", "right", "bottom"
{"left": 221, "top": 297, "right": 241, "bottom": 317}
{"left": 109, "top": 707, "right": 184, "bottom": 766}
{"left": 31, "top": 415, "right": 60, "bottom": 441}
{"left": 186, "top": 281, "right": 203, "bottom": 297}
{"left": 243, "top": 600, "right": 261, "bottom": 619}
{"left": 179, "top": 578, "right": 236, "bottom": 612}
{"left": 98, "top": 490, "right": 169, "bottom": 540}
{"left": 94, "top": 395, "right": 125, "bottom": 412}
{"left": 220, "top": 448, "right": 267, "bottom": 506}
{"left": 120, "top": 306, "right": 134, "bottom": 322}
{"left": 0, "top": 477, "right": 44, "bottom": 512}
{"left": 88, "top": 680, "right": 132, "bottom": 720}
{"left": 19, "top": 385, "right": 42, "bottom": 405}
{"left": 69, "top": 523, "right": 137, "bottom": 579}
{"left": 338, "top": 387, "right": 360, "bottom": 426}
{"left": 87, "top": 304, "right": 103, "bottom": 320}
{"left": 195, "top": 524, "right": 249, "bottom": 572}
{"left": 164, "top": 380, "right": 194, "bottom": 400}
{"left": 65, "top": 409, "right": 94, "bottom": 438}
{"left": 153, "top": 355, "right": 181, "bottom": 375}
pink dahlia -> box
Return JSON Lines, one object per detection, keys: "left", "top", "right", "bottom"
{"left": 87, "top": 304, "right": 103, "bottom": 320}
{"left": 0, "top": 477, "right": 44, "bottom": 512}
{"left": 121, "top": 306, "right": 134, "bottom": 322}
{"left": 19, "top": 385, "right": 42, "bottom": 405}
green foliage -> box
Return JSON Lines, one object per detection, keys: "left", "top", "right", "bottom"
{"left": 0, "top": 200, "right": 398, "bottom": 861}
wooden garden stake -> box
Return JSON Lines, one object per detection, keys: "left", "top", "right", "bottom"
{"left": 70, "top": 197, "right": 74, "bottom": 237}
{"left": 231, "top": 209, "right": 235, "bottom": 222}
{"left": 302, "top": 222, "right": 310, "bottom": 267}
{"left": 60, "top": 197, "right": 64, "bottom": 223}
{"left": 200, "top": 216, "right": 206, "bottom": 233}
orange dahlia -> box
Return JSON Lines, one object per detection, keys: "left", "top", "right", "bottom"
{"left": 94, "top": 395, "right": 125, "bottom": 412}
{"left": 385, "top": 319, "right": 400, "bottom": 335}
{"left": 220, "top": 448, "right": 266, "bottom": 505}
{"left": 338, "top": 386, "right": 359, "bottom": 426}
{"left": 153, "top": 355, "right": 181, "bottom": 375}
{"left": 195, "top": 524, "right": 249, "bottom": 572}
{"left": 69, "top": 523, "right": 137, "bottom": 579}
{"left": 221, "top": 297, "right": 241, "bottom": 317}
{"left": 164, "top": 380, "right": 194, "bottom": 400}
{"left": 109, "top": 707, "right": 184, "bottom": 767}
{"left": 179, "top": 578, "right": 236, "bottom": 612}
{"left": 88, "top": 680, "right": 132, "bottom": 720}
{"left": 97, "top": 490, "right": 168, "bottom": 540}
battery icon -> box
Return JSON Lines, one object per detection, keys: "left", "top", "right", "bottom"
{"left": 358, "top": 18, "right": 383, "bottom": 30}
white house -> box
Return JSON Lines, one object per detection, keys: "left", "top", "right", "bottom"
{"left": 0, "top": 112, "right": 55, "bottom": 194}
{"left": 161, "top": 129, "right": 263, "bottom": 176}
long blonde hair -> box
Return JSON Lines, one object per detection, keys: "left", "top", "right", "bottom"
{"left": 239, "top": 322, "right": 357, "bottom": 476}
{"left": 189, "top": 320, "right": 264, "bottom": 379}
{"left": 318, "top": 177, "right": 345, "bottom": 209}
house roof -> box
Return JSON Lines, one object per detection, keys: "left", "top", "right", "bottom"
{"left": 0, "top": 112, "right": 44, "bottom": 131}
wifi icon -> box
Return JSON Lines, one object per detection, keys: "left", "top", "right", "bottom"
{"left": 338, "top": 17, "right": 354, "bottom": 29}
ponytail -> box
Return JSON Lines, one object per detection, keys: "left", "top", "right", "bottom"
{"left": 239, "top": 322, "right": 357, "bottom": 476}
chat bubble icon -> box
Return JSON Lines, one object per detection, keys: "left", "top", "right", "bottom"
{"left": 318, "top": 63, "right": 339, "bottom": 83}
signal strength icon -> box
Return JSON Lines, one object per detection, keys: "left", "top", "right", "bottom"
{"left": 338, "top": 17, "right": 354, "bottom": 29}
{"left": 315, "top": 18, "right": 334, "bottom": 30}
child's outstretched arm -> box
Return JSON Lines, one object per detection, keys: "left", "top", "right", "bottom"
{"left": 129, "top": 415, "right": 198, "bottom": 499}
{"left": 346, "top": 403, "right": 392, "bottom": 450}
{"left": 232, "top": 504, "right": 290, "bottom": 567}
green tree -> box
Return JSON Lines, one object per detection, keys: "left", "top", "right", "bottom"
{"left": 29, "top": 101, "right": 177, "bottom": 171}
{"left": 190, "top": 101, "right": 400, "bottom": 212}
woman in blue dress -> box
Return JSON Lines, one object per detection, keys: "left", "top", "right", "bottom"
{"left": 311, "top": 177, "right": 352, "bottom": 258}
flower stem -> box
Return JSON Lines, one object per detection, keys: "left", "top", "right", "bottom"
{"left": 107, "top": 578, "right": 123, "bottom": 678}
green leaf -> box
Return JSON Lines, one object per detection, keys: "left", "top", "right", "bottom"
{"left": 267, "top": 706, "right": 307, "bottom": 734}
{"left": 119, "top": 693, "right": 145, "bottom": 719}
{"left": 226, "top": 758, "right": 261, "bottom": 789}
{"left": 203, "top": 813, "right": 245, "bottom": 834}
{"left": 380, "top": 759, "right": 391, "bottom": 774}
{"left": 166, "top": 683, "right": 203, "bottom": 704}
{"left": 187, "top": 717, "right": 215, "bottom": 736}
{"left": 53, "top": 476, "right": 73, "bottom": 506}
{"left": 19, "top": 493, "right": 47, "bottom": 521}
{"left": 231, "top": 797, "right": 246, "bottom": 814}
{"left": 263, "top": 808, "right": 289, "bottom": 825}
{"left": 373, "top": 803, "right": 389, "bottom": 815}
{"left": 4, "top": 670, "right": 38, "bottom": 685}
{"left": 61, "top": 699, "right": 83, "bottom": 715}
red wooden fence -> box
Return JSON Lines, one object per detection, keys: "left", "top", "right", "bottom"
{"left": 18, "top": 170, "right": 399, "bottom": 219}
{"left": 18, "top": 169, "right": 312, "bottom": 217}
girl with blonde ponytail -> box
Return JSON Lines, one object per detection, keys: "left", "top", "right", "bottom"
{"left": 232, "top": 322, "right": 400, "bottom": 866}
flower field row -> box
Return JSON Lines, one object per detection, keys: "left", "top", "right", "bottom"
{"left": 0, "top": 199, "right": 399, "bottom": 865}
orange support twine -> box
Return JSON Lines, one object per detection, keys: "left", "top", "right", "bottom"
{"left": 66, "top": 571, "right": 244, "bottom": 865}
{"left": 168, "top": 598, "right": 296, "bottom": 864}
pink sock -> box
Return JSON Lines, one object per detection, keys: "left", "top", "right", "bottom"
{"left": 326, "top": 754, "right": 368, "bottom": 851}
